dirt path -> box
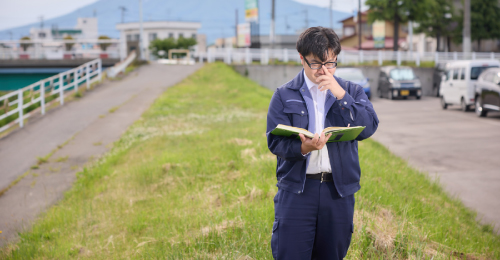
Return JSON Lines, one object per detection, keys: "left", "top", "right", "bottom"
{"left": 0, "top": 63, "right": 203, "bottom": 247}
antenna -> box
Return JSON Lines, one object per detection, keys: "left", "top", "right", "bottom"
{"left": 39, "top": 16, "right": 44, "bottom": 29}
{"left": 119, "top": 6, "right": 127, "bottom": 23}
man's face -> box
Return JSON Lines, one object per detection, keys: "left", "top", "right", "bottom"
{"left": 300, "top": 52, "right": 337, "bottom": 84}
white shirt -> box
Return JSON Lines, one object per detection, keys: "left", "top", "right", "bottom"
{"left": 303, "top": 71, "right": 332, "bottom": 174}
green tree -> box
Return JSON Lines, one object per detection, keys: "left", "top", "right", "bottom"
{"left": 366, "top": 0, "right": 432, "bottom": 51}
{"left": 98, "top": 35, "right": 111, "bottom": 51}
{"left": 20, "top": 36, "right": 32, "bottom": 52}
{"left": 149, "top": 37, "right": 197, "bottom": 59}
{"left": 414, "top": 0, "right": 455, "bottom": 51}
{"left": 453, "top": 0, "right": 500, "bottom": 51}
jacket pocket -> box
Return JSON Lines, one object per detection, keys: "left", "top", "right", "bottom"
{"left": 283, "top": 104, "right": 308, "bottom": 129}
{"left": 271, "top": 219, "right": 279, "bottom": 259}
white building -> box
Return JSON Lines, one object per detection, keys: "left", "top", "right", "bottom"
{"left": 74, "top": 18, "right": 98, "bottom": 40}
{"left": 116, "top": 21, "right": 202, "bottom": 60}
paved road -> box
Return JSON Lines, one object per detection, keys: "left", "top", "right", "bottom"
{"left": 0, "top": 63, "right": 202, "bottom": 246}
{"left": 370, "top": 96, "right": 500, "bottom": 230}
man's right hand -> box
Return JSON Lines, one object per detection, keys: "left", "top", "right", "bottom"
{"left": 299, "top": 132, "right": 332, "bottom": 155}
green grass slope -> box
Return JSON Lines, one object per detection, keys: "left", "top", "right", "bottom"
{"left": 1, "top": 63, "right": 499, "bottom": 259}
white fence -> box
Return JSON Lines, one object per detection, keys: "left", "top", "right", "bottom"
{"left": 107, "top": 50, "right": 137, "bottom": 78}
{"left": 0, "top": 59, "right": 102, "bottom": 133}
{"left": 0, "top": 39, "right": 121, "bottom": 60}
{"left": 199, "top": 48, "right": 500, "bottom": 66}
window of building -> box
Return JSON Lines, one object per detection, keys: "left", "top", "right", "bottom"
{"left": 179, "top": 33, "right": 184, "bottom": 38}
{"left": 344, "top": 26, "right": 355, "bottom": 37}
{"left": 127, "top": 34, "right": 132, "bottom": 41}
{"left": 149, "top": 33, "right": 157, "bottom": 41}
{"left": 39, "top": 32, "right": 46, "bottom": 38}
{"left": 192, "top": 33, "right": 196, "bottom": 39}
{"left": 133, "top": 34, "right": 140, "bottom": 41}
{"left": 168, "top": 33, "right": 174, "bottom": 38}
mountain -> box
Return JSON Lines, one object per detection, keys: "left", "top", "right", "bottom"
{"left": 0, "top": 0, "right": 350, "bottom": 45}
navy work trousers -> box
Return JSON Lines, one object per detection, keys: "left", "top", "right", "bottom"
{"left": 271, "top": 179, "right": 355, "bottom": 260}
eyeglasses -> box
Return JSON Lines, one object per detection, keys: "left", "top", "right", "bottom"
{"left": 303, "top": 57, "right": 338, "bottom": 70}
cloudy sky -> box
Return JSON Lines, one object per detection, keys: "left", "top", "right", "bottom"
{"left": 0, "top": 0, "right": 367, "bottom": 31}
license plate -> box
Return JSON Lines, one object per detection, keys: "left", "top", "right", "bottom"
{"left": 401, "top": 90, "right": 409, "bottom": 96}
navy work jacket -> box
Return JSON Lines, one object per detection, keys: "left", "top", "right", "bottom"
{"left": 266, "top": 69, "right": 379, "bottom": 198}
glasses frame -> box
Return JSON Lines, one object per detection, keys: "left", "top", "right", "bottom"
{"left": 303, "top": 56, "right": 338, "bottom": 70}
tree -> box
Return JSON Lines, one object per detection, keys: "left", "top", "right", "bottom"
{"left": 453, "top": 0, "right": 500, "bottom": 51}
{"left": 98, "top": 35, "right": 111, "bottom": 51}
{"left": 63, "top": 35, "right": 74, "bottom": 51}
{"left": 149, "top": 37, "right": 197, "bottom": 59}
{"left": 414, "top": 0, "right": 456, "bottom": 51}
{"left": 366, "top": 0, "right": 432, "bottom": 51}
{"left": 20, "top": 36, "right": 32, "bottom": 52}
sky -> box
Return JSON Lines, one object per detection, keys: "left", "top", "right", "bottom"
{"left": 0, "top": 0, "right": 368, "bottom": 32}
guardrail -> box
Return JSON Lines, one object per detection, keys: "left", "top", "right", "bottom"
{"left": 0, "top": 39, "right": 121, "bottom": 60}
{"left": 107, "top": 50, "right": 137, "bottom": 78}
{"left": 0, "top": 59, "right": 102, "bottom": 133}
{"left": 199, "top": 48, "right": 500, "bottom": 66}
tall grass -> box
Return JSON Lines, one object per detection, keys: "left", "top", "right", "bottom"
{"left": 1, "top": 63, "right": 498, "bottom": 259}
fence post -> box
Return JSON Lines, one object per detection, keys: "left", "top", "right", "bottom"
{"left": 491, "top": 52, "right": 495, "bottom": 60}
{"left": 359, "top": 50, "right": 364, "bottom": 64}
{"left": 245, "top": 48, "right": 250, "bottom": 64}
{"left": 453, "top": 52, "right": 457, "bottom": 60}
{"left": 378, "top": 50, "right": 382, "bottom": 66}
{"left": 40, "top": 80, "right": 45, "bottom": 115}
{"left": 86, "top": 63, "right": 90, "bottom": 89}
{"left": 74, "top": 68, "right": 79, "bottom": 93}
{"left": 59, "top": 73, "right": 64, "bottom": 105}
{"left": 284, "top": 48, "right": 289, "bottom": 63}
{"left": 472, "top": 52, "right": 476, "bottom": 60}
{"left": 434, "top": 52, "right": 439, "bottom": 65}
{"left": 397, "top": 51, "right": 401, "bottom": 66}
{"left": 416, "top": 52, "right": 420, "bottom": 67}
{"left": 18, "top": 90, "right": 23, "bottom": 128}
{"left": 98, "top": 59, "right": 102, "bottom": 82}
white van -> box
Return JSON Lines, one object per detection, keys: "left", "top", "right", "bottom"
{"left": 439, "top": 60, "right": 500, "bottom": 111}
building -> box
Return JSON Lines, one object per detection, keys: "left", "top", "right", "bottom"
{"left": 339, "top": 11, "right": 408, "bottom": 50}
{"left": 29, "top": 18, "right": 98, "bottom": 41}
{"left": 116, "top": 21, "right": 202, "bottom": 60}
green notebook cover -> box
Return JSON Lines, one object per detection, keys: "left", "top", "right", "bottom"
{"left": 270, "top": 124, "right": 365, "bottom": 143}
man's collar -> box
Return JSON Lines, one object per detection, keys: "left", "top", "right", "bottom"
{"left": 303, "top": 70, "right": 317, "bottom": 90}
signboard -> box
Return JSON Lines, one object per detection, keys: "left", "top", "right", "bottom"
{"left": 237, "top": 23, "right": 251, "bottom": 47}
{"left": 372, "top": 20, "right": 385, "bottom": 49}
{"left": 245, "top": 0, "right": 259, "bottom": 22}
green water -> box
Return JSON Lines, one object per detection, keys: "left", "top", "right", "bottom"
{"left": 0, "top": 73, "right": 58, "bottom": 91}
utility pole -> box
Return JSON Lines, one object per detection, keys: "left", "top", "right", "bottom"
{"left": 409, "top": 20, "right": 413, "bottom": 53}
{"left": 358, "top": 0, "right": 362, "bottom": 50}
{"left": 330, "top": 0, "right": 333, "bottom": 29}
{"left": 139, "top": 0, "right": 144, "bottom": 60}
{"left": 270, "top": 0, "right": 275, "bottom": 50}
{"left": 119, "top": 6, "right": 127, "bottom": 23}
{"left": 304, "top": 9, "right": 308, "bottom": 29}
{"left": 39, "top": 16, "right": 44, "bottom": 29}
{"left": 463, "top": 0, "right": 471, "bottom": 54}
{"left": 235, "top": 9, "right": 238, "bottom": 41}
{"left": 8, "top": 31, "right": 13, "bottom": 41}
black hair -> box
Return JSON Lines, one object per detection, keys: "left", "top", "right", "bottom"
{"left": 296, "top": 26, "right": 341, "bottom": 61}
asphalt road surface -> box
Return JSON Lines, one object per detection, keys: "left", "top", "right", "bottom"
{"left": 370, "top": 96, "right": 500, "bottom": 231}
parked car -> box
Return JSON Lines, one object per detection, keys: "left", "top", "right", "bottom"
{"left": 334, "top": 68, "right": 371, "bottom": 99}
{"left": 439, "top": 60, "right": 500, "bottom": 111}
{"left": 377, "top": 66, "right": 422, "bottom": 100}
{"left": 433, "top": 61, "right": 448, "bottom": 97}
{"left": 474, "top": 67, "right": 500, "bottom": 117}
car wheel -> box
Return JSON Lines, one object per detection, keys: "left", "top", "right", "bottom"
{"left": 461, "top": 98, "right": 470, "bottom": 112}
{"left": 475, "top": 96, "right": 487, "bottom": 117}
{"left": 416, "top": 96, "right": 421, "bottom": 100}
{"left": 440, "top": 96, "right": 447, "bottom": 109}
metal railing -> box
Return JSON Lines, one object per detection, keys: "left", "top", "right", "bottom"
{"left": 0, "top": 39, "right": 122, "bottom": 60}
{"left": 0, "top": 59, "right": 102, "bottom": 133}
{"left": 199, "top": 48, "right": 500, "bottom": 66}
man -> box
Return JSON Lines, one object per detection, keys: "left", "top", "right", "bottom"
{"left": 266, "top": 27, "right": 379, "bottom": 259}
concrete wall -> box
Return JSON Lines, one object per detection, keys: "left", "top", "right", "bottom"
{"left": 233, "top": 64, "right": 435, "bottom": 97}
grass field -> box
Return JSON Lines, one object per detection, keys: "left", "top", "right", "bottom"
{"left": 1, "top": 63, "right": 499, "bottom": 259}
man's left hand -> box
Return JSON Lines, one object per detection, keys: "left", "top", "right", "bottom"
{"left": 316, "top": 65, "right": 346, "bottom": 99}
